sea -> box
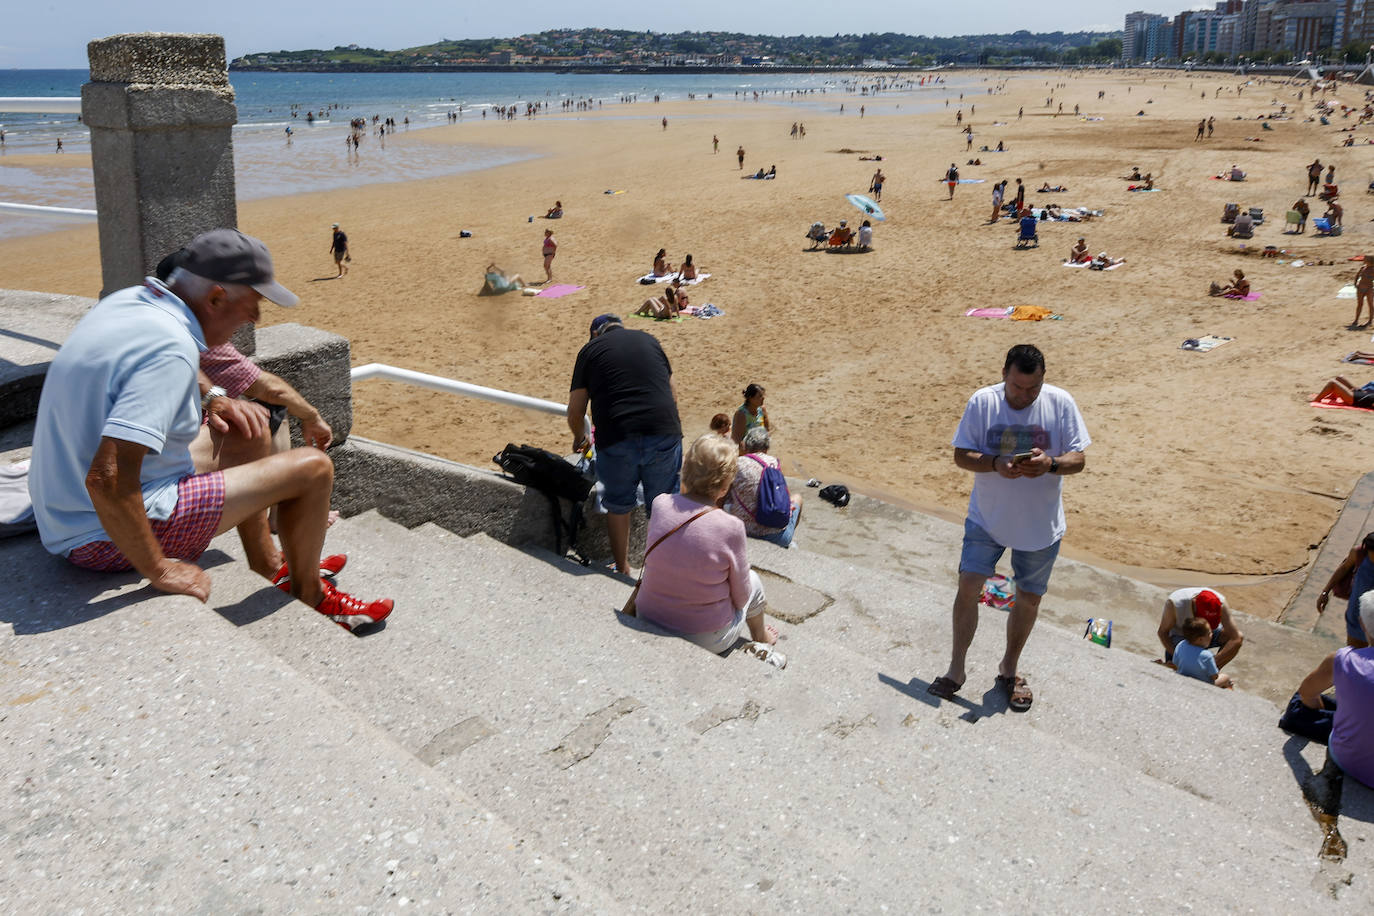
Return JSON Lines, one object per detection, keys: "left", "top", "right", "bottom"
{"left": 0, "top": 68, "right": 967, "bottom": 240}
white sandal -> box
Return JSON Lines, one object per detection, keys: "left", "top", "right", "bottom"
{"left": 742, "top": 641, "right": 787, "bottom": 669}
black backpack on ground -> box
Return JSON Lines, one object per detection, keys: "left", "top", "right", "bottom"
{"left": 493, "top": 443, "right": 594, "bottom": 565}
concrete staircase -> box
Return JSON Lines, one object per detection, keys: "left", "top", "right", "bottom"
{"left": 4, "top": 507, "right": 1370, "bottom": 911}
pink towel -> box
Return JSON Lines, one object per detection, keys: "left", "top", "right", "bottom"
{"left": 535, "top": 284, "right": 586, "bottom": 298}
{"left": 1223, "top": 291, "right": 1261, "bottom": 301}
{"left": 964, "top": 307, "right": 1012, "bottom": 318}
{"left": 1311, "top": 399, "right": 1374, "bottom": 412}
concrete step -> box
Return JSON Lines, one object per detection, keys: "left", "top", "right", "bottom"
{"left": 789, "top": 490, "right": 1344, "bottom": 706}
{"left": 748, "top": 534, "right": 1374, "bottom": 857}
{"left": 0, "top": 530, "right": 618, "bottom": 911}
{"left": 213, "top": 513, "right": 1366, "bottom": 910}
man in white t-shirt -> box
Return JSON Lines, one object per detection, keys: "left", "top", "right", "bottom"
{"left": 928, "top": 344, "right": 1091, "bottom": 711}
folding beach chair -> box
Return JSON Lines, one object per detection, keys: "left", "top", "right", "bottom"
{"left": 1014, "top": 216, "right": 1038, "bottom": 249}
{"left": 1221, "top": 203, "right": 1239, "bottom": 224}
{"left": 1314, "top": 217, "right": 1341, "bottom": 237}
{"left": 1248, "top": 207, "right": 1264, "bottom": 224}
{"left": 1284, "top": 210, "right": 1303, "bottom": 233}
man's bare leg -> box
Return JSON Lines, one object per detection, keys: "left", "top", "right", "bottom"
{"left": 216, "top": 449, "right": 334, "bottom": 607}
{"left": 191, "top": 420, "right": 280, "bottom": 578}
{"left": 999, "top": 590, "right": 1043, "bottom": 678}
{"left": 606, "top": 511, "right": 631, "bottom": 574}
{"left": 943, "top": 571, "right": 986, "bottom": 686}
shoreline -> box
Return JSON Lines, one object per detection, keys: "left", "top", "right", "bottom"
{"left": 2, "top": 72, "right": 1369, "bottom": 622}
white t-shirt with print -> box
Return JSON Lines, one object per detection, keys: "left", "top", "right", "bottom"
{"left": 951, "top": 381, "right": 1091, "bottom": 551}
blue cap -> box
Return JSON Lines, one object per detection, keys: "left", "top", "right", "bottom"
{"left": 589, "top": 314, "right": 622, "bottom": 339}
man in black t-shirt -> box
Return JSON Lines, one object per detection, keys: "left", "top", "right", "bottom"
{"left": 568, "top": 314, "right": 683, "bottom": 574}
{"left": 330, "top": 224, "right": 349, "bottom": 278}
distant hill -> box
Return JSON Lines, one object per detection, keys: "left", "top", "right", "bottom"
{"left": 232, "top": 28, "right": 1123, "bottom": 71}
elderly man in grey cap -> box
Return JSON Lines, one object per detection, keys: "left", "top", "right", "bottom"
{"left": 29, "top": 229, "right": 392, "bottom": 632}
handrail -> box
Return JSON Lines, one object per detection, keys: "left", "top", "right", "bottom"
{"left": 0, "top": 97, "right": 82, "bottom": 113}
{"left": 0, "top": 202, "right": 98, "bottom": 220}
{"left": 350, "top": 363, "right": 568, "bottom": 417}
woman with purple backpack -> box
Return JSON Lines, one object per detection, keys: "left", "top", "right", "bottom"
{"left": 724, "top": 427, "right": 802, "bottom": 548}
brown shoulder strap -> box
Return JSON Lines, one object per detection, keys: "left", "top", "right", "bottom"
{"left": 642, "top": 507, "right": 715, "bottom": 565}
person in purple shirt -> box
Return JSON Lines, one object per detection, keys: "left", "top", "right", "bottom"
{"left": 1300, "top": 591, "right": 1374, "bottom": 788}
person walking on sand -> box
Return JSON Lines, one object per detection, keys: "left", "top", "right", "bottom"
{"left": 989, "top": 180, "right": 1005, "bottom": 223}
{"left": 1308, "top": 159, "right": 1324, "bottom": 196}
{"left": 55, "top": 138, "right": 63, "bottom": 153}
{"left": 542, "top": 228, "right": 557, "bottom": 284}
{"left": 945, "top": 163, "right": 959, "bottom": 199}
{"left": 713, "top": 134, "right": 719, "bottom": 153}
{"left": 329, "top": 224, "right": 349, "bottom": 277}
{"left": 870, "top": 168, "right": 885, "bottom": 202}
{"left": 1207, "top": 116, "right": 1215, "bottom": 138}
{"left": 927, "top": 344, "right": 1091, "bottom": 712}
{"left": 737, "top": 145, "right": 745, "bottom": 169}
{"left": 1354, "top": 257, "right": 1374, "bottom": 329}
{"left": 1196, "top": 119, "right": 1205, "bottom": 141}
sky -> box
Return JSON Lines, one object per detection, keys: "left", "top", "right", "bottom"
{"left": 2, "top": 2, "right": 1159, "bottom": 69}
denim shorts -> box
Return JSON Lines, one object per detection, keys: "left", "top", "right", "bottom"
{"left": 959, "top": 518, "right": 1061, "bottom": 596}
{"left": 756, "top": 503, "right": 801, "bottom": 549}
{"left": 595, "top": 434, "right": 682, "bottom": 515}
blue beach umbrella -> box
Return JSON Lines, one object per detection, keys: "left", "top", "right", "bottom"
{"left": 845, "top": 193, "right": 885, "bottom": 221}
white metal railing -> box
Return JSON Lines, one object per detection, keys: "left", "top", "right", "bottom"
{"left": 0, "top": 202, "right": 98, "bottom": 220}
{"left": 350, "top": 363, "right": 568, "bottom": 417}
{"left": 0, "top": 97, "right": 82, "bottom": 113}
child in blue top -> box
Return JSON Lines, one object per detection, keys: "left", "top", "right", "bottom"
{"left": 1173, "top": 618, "right": 1234, "bottom": 689}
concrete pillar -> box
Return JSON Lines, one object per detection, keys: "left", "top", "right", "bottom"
{"left": 82, "top": 33, "right": 253, "bottom": 353}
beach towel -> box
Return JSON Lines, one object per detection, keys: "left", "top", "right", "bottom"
{"left": 1127, "top": 187, "right": 1163, "bottom": 192}
{"left": 964, "top": 307, "right": 1012, "bottom": 318}
{"left": 535, "top": 284, "right": 586, "bottom": 298}
{"left": 1222, "top": 291, "right": 1261, "bottom": 301}
{"left": 1180, "top": 335, "right": 1234, "bottom": 352}
{"left": 603, "top": 189, "right": 627, "bottom": 195}
{"left": 635, "top": 272, "right": 710, "bottom": 286}
{"left": 1343, "top": 352, "right": 1374, "bottom": 365}
{"left": 1011, "top": 305, "right": 1057, "bottom": 321}
{"left": 1062, "top": 261, "right": 1092, "bottom": 268}
{"left": 1312, "top": 398, "right": 1374, "bottom": 412}
{"left": 693, "top": 304, "right": 723, "bottom": 318}
{"left": 629, "top": 312, "right": 686, "bottom": 323}
{"left": 1338, "top": 285, "right": 1358, "bottom": 299}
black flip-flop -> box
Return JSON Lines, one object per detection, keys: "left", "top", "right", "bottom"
{"left": 996, "top": 674, "right": 1033, "bottom": 712}
{"left": 927, "top": 676, "right": 963, "bottom": 700}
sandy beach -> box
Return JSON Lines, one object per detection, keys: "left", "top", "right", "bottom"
{"left": 4, "top": 69, "right": 1373, "bottom": 619}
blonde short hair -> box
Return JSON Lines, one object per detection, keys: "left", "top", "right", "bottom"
{"left": 681, "top": 434, "right": 737, "bottom": 499}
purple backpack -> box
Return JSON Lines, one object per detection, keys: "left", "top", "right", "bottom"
{"left": 744, "top": 454, "right": 791, "bottom": 528}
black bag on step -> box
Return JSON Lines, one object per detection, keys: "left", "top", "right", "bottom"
{"left": 493, "top": 443, "right": 594, "bottom": 563}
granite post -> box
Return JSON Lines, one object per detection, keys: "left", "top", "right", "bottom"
{"left": 82, "top": 33, "right": 253, "bottom": 353}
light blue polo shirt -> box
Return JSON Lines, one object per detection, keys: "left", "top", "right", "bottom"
{"left": 29, "top": 279, "right": 207, "bottom": 554}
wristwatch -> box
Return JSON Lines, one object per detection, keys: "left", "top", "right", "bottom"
{"left": 201, "top": 385, "right": 227, "bottom": 412}
{"left": 1049, "top": 457, "right": 1060, "bottom": 474}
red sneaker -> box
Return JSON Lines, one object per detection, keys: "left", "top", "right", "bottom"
{"left": 272, "top": 554, "right": 348, "bottom": 592}
{"left": 314, "top": 579, "right": 393, "bottom": 632}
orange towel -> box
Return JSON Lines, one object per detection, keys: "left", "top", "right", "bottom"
{"left": 1011, "top": 305, "right": 1055, "bottom": 321}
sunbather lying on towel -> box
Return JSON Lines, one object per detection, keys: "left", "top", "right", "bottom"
{"left": 480, "top": 264, "right": 525, "bottom": 295}
{"left": 1315, "top": 376, "right": 1374, "bottom": 408}
{"left": 1090, "top": 252, "right": 1125, "bottom": 270}
{"left": 1127, "top": 174, "right": 1155, "bottom": 191}
{"left": 1209, "top": 269, "right": 1250, "bottom": 298}
{"left": 1039, "top": 183, "right": 1068, "bottom": 192}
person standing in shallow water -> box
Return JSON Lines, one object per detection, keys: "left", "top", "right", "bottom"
{"left": 927, "top": 344, "right": 1090, "bottom": 712}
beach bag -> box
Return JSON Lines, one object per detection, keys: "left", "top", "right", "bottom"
{"left": 1278, "top": 691, "right": 1337, "bottom": 744}
{"left": 745, "top": 455, "right": 791, "bottom": 528}
{"left": 493, "top": 444, "right": 594, "bottom": 563}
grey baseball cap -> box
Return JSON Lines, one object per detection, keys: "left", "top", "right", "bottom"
{"left": 178, "top": 229, "right": 299, "bottom": 307}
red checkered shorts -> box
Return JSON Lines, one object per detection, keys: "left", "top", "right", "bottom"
{"left": 66, "top": 471, "right": 226, "bottom": 572}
